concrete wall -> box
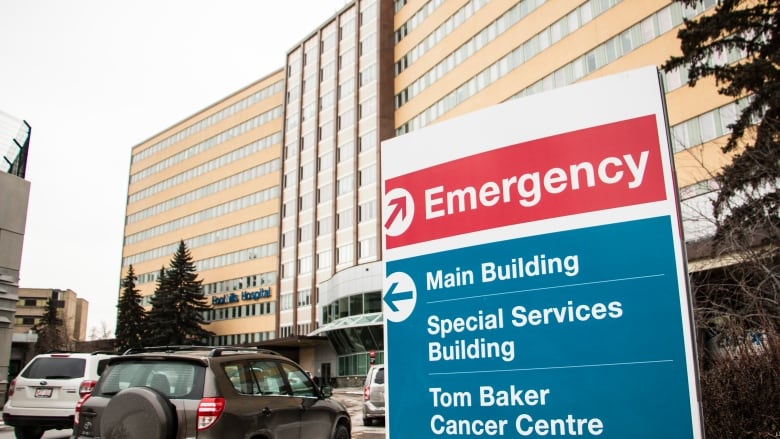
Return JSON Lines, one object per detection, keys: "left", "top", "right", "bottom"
{"left": 0, "top": 171, "right": 31, "bottom": 401}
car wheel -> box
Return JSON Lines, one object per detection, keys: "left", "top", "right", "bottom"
{"left": 14, "top": 426, "right": 44, "bottom": 439}
{"left": 100, "top": 387, "right": 177, "bottom": 439}
{"left": 333, "top": 423, "right": 350, "bottom": 439}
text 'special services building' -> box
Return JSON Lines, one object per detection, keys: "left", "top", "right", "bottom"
{"left": 121, "top": 0, "right": 735, "bottom": 382}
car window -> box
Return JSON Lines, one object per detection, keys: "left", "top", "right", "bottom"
{"left": 375, "top": 368, "right": 384, "bottom": 384}
{"left": 96, "top": 360, "right": 205, "bottom": 399}
{"left": 248, "top": 360, "right": 286, "bottom": 395}
{"left": 21, "top": 357, "right": 86, "bottom": 379}
{"left": 280, "top": 362, "right": 317, "bottom": 397}
{"left": 224, "top": 363, "right": 260, "bottom": 395}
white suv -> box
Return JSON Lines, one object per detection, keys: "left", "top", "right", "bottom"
{"left": 3, "top": 351, "right": 116, "bottom": 439}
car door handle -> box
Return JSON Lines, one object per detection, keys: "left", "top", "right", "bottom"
{"left": 261, "top": 407, "right": 272, "bottom": 416}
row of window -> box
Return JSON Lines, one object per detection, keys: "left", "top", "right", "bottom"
{"left": 128, "top": 159, "right": 280, "bottom": 224}
{"left": 394, "top": 0, "right": 444, "bottom": 43}
{"left": 132, "top": 80, "right": 284, "bottom": 164}
{"left": 17, "top": 298, "right": 49, "bottom": 307}
{"left": 283, "top": 166, "right": 376, "bottom": 219}
{"left": 125, "top": 186, "right": 280, "bottom": 246}
{"left": 399, "top": 0, "right": 714, "bottom": 134}
{"left": 15, "top": 316, "right": 39, "bottom": 326}
{"left": 334, "top": 331, "right": 384, "bottom": 369}
{"left": 128, "top": 132, "right": 281, "bottom": 205}
{"left": 278, "top": 324, "right": 313, "bottom": 339}
{"left": 394, "top": 0, "right": 491, "bottom": 75}
{"left": 137, "top": 242, "right": 278, "bottom": 285}
{"left": 322, "top": 291, "right": 382, "bottom": 324}
{"left": 279, "top": 289, "right": 313, "bottom": 311}
{"left": 514, "top": 0, "right": 716, "bottom": 100}
{"left": 124, "top": 214, "right": 279, "bottom": 267}
{"left": 206, "top": 331, "right": 275, "bottom": 346}
{"left": 395, "top": 0, "right": 616, "bottom": 108}
{"left": 203, "top": 272, "right": 277, "bottom": 296}
{"left": 662, "top": 43, "right": 746, "bottom": 94}
{"left": 671, "top": 97, "right": 755, "bottom": 153}
{"left": 280, "top": 237, "right": 376, "bottom": 280}
{"left": 202, "top": 301, "right": 275, "bottom": 322}
{"left": 130, "top": 106, "right": 283, "bottom": 184}
{"left": 283, "top": 202, "right": 377, "bottom": 250}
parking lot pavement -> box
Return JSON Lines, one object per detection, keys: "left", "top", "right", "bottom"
{"left": 330, "top": 387, "right": 386, "bottom": 439}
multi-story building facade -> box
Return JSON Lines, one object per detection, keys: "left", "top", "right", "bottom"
{"left": 120, "top": 0, "right": 737, "bottom": 382}
{"left": 277, "top": 0, "right": 395, "bottom": 381}
{"left": 13, "top": 288, "right": 88, "bottom": 341}
{"left": 121, "top": 72, "right": 285, "bottom": 348}
{"left": 9, "top": 288, "right": 88, "bottom": 380}
{"left": 0, "top": 111, "right": 31, "bottom": 400}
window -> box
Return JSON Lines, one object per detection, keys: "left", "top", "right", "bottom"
{"left": 282, "top": 262, "right": 294, "bottom": 279}
{"left": 318, "top": 152, "right": 333, "bottom": 171}
{"left": 280, "top": 362, "right": 317, "bottom": 397}
{"left": 317, "top": 216, "right": 332, "bottom": 236}
{"left": 359, "top": 238, "right": 376, "bottom": 259}
{"left": 317, "top": 250, "right": 332, "bottom": 269}
{"left": 299, "top": 192, "right": 313, "bottom": 211}
{"left": 282, "top": 231, "right": 293, "bottom": 248}
{"left": 298, "top": 257, "right": 312, "bottom": 274}
{"left": 337, "top": 208, "right": 353, "bottom": 229}
{"left": 247, "top": 360, "right": 287, "bottom": 395}
{"left": 317, "top": 184, "right": 332, "bottom": 204}
{"left": 337, "top": 141, "right": 354, "bottom": 162}
{"left": 358, "top": 200, "right": 376, "bottom": 222}
{"left": 337, "top": 175, "right": 354, "bottom": 196}
{"left": 298, "top": 224, "right": 312, "bottom": 242}
{"left": 298, "top": 289, "right": 311, "bottom": 307}
{"left": 337, "top": 244, "right": 353, "bottom": 264}
{"left": 359, "top": 165, "right": 376, "bottom": 187}
{"left": 281, "top": 293, "right": 293, "bottom": 310}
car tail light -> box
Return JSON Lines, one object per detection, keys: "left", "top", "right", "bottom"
{"left": 197, "top": 397, "right": 225, "bottom": 430}
{"left": 79, "top": 380, "right": 97, "bottom": 396}
{"left": 7, "top": 379, "right": 15, "bottom": 397}
{"left": 363, "top": 385, "right": 369, "bottom": 401}
{"left": 74, "top": 394, "right": 90, "bottom": 426}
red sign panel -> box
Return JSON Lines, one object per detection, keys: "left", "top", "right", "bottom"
{"left": 384, "top": 115, "right": 667, "bottom": 249}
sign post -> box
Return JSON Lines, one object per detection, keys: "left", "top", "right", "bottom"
{"left": 381, "top": 66, "right": 703, "bottom": 438}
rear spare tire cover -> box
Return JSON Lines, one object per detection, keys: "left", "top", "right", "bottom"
{"left": 100, "top": 387, "right": 176, "bottom": 439}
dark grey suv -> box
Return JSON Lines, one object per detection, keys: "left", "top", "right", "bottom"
{"left": 71, "top": 346, "right": 350, "bottom": 439}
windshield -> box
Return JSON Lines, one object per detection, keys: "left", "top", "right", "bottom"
{"left": 22, "top": 358, "right": 86, "bottom": 379}
{"left": 96, "top": 360, "right": 205, "bottom": 399}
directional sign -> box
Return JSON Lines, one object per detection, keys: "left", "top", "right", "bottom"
{"left": 381, "top": 66, "right": 703, "bottom": 438}
{"left": 383, "top": 271, "right": 417, "bottom": 322}
{"left": 383, "top": 187, "right": 414, "bottom": 237}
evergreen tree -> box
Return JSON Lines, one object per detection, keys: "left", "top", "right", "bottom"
{"left": 165, "top": 240, "right": 213, "bottom": 344}
{"left": 146, "top": 266, "right": 177, "bottom": 346}
{"left": 115, "top": 265, "right": 147, "bottom": 352}
{"left": 33, "top": 296, "right": 67, "bottom": 354}
{"left": 662, "top": 0, "right": 780, "bottom": 247}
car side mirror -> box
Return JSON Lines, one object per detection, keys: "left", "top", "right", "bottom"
{"left": 320, "top": 386, "right": 333, "bottom": 398}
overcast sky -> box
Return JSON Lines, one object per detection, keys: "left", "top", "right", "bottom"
{"left": 0, "top": 0, "right": 348, "bottom": 336}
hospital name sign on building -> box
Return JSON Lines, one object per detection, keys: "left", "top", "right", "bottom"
{"left": 381, "top": 66, "right": 703, "bottom": 438}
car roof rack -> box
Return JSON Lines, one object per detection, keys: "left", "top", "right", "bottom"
{"left": 122, "top": 345, "right": 282, "bottom": 357}
{"left": 90, "top": 350, "right": 120, "bottom": 355}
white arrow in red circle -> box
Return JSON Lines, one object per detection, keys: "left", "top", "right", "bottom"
{"left": 383, "top": 187, "right": 414, "bottom": 237}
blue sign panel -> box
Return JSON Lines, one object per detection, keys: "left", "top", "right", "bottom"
{"left": 386, "top": 216, "right": 694, "bottom": 437}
